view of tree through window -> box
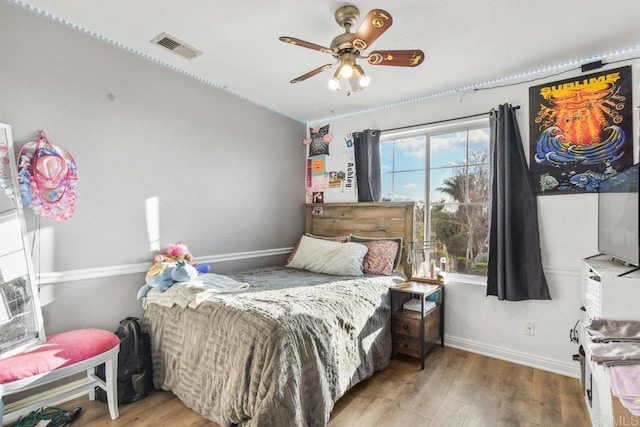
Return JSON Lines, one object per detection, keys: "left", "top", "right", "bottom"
{"left": 381, "top": 123, "right": 490, "bottom": 276}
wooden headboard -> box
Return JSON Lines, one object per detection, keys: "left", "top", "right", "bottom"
{"left": 304, "top": 202, "right": 416, "bottom": 277}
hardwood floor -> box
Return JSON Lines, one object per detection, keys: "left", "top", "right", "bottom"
{"left": 60, "top": 347, "right": 590, "bottom": 426}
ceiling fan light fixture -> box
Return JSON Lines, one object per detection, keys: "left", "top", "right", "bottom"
{"left": 353, "top": 65, "right": 370, "bottom": 88}
{"left": 328, "top": 77, "right": 342, "bottom": 91}
{"left": 339, "top": 52, "right": 356, "bottom": 79}
{"left": 348, "top": 74, "right": 369, "bottom": 92}
{"left": 340, "top": 63, "right": 354, "bottom": 79}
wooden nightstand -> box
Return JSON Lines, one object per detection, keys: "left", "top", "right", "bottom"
{"left": 390, "top": 279, "right": 444, "bottom": 369}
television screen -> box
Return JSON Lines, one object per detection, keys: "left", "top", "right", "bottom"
{"left": 598, "top": 164, "right": 639, "bottom": 266}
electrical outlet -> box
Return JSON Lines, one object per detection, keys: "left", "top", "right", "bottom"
{"left": 525, "top": 321, "right": 535, "bottom": 336}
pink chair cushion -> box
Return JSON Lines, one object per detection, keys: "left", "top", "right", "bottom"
{"left": 0, "top": 329, "right": 119, "bottom": 384}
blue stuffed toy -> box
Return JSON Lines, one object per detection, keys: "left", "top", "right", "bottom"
{"left": 137, "top": 260, "right": 199, "bottom": 299}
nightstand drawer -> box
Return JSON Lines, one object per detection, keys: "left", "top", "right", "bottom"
{"left": 392, "top": 335, "right": 421, "bottom": 358}
{"left": 392, "top": 314, "right": 421, "bottom": 338}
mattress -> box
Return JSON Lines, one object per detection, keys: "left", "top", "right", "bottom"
{"left": 141, "top": 266, "right": 404, "bottom": 427}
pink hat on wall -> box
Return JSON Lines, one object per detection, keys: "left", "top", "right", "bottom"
{"left": 17, "top": 131, "right": 78, "bottom": 222}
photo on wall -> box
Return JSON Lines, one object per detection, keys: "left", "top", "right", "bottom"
{"left": 528, "top": 65, "right": 633, "bottom": 195}
{"left": 312, "top": 192, "right": 324, "bottom": 203}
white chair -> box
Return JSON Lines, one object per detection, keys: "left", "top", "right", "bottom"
{"left": 0, "top": 328, "right": 120, "bottom": 425}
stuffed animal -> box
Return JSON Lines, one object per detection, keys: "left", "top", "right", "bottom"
{"left": 151, "top": 243, "right": 193, "bottom": 265}
{"left": 136, "top": 260, "right": 198, "bottom": 299}
{"left": 166, "top": 242, "right": 192, "bottom": 262}
{"left": 137, "top": 242, "right": 211, "bottom": 299}
{"left": 194, "top": 263, "right": 210, "bottom": 274}
{"left": 152, "top": 242, "right": 210, "bottom": 269}
{"left": 166, "top": 242, "right": 210, "bottom": 273}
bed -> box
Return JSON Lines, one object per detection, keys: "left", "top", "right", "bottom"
{"left": 141, "top": 202, "right": 415, "bottom": 427}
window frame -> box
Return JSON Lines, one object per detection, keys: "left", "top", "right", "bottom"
{"left": 381, "top": 117, "right": 490, "bottom": 285}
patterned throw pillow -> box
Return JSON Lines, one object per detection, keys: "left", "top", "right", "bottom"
{"left": 360, "top": 240, "right": 400, "bottom": 275}
{"left": 286, "top": 234, "right": 350, "bottom": 265}
{"left": 350, "top": 235, "right": 403, "bottom": 271}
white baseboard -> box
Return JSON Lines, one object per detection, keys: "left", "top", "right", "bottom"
{"left": 445, "top": 334, "right": 581, "bottom": 379}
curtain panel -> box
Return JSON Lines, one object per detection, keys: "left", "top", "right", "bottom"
{"left": 353, "top": 129, "right": 382, "bottom": 202}
{"left": 487, "top": 104, "right": 551, "bottom": 301}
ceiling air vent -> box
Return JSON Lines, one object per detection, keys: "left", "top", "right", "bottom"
{"left": 151, "top": 32, "right": 203, "bottom": 60}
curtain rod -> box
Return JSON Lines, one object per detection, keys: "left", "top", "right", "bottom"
{"left": 381, "top": 105, "right": 520, "bottom": 133}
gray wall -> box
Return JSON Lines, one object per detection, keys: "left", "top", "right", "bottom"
{"left": 0, "top": 3, "right": 306, "bottom": 333}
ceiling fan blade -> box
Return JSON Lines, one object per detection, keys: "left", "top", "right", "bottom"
{"left": 279, "top": 36, "right": 333, "bottom": 55}
{"left": 367, "top": 50, "right": 425, "bottom": 67}
{"left": 352, "top": 9, "right": 393, "bottom": 51}
{"left": 290, "top": 64, "right": 334, "bottom": 83}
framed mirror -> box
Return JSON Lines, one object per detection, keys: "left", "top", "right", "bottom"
{"left": 0, "top": 123, "right": 45, "bottom": 358}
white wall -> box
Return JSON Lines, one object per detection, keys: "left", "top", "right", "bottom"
{"left": 312, "top": 63, "right": 640, "bottom": 376}
{"left": 0, "top": 3, "right": 306, "bottom": 334}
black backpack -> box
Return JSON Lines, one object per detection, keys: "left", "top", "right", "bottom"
{"left": 96, "top": 317, "right": 153, "bottom": 404}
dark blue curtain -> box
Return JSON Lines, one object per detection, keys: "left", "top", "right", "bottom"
{"left": 353, "top": 129, "right": 382, "bottom": 202}
{"left": 487, "top": 104, "right": 551, "bottom": 301}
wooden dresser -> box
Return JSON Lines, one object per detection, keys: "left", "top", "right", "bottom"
{"left": 390, "top": 280, "right": 444, "bottom": 369}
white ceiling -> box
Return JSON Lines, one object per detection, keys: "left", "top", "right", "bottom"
{"left": 17, "top": 0, "right": 640, "bottom": 123}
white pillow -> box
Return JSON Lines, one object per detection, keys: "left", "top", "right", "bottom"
{"left": 288, "top": 235, "right": 368, "bottom": 276}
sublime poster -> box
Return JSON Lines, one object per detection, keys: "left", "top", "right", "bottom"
{"left": 529, "top": 66, "right": 633, "bottom": 195}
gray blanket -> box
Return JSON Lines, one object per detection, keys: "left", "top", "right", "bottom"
{"left": 142, "top": 266, "right": 404, "bottom": 426}
{"left": 587, "top": 319, "right": 640, "bottom": 342}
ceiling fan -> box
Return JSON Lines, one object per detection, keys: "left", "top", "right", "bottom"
{"left": 279, "top": 5, "right": 424, "bottom": 92}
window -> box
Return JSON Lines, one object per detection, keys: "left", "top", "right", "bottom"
{"left": 381, "top": 119, "right": 490, "bottom": 277}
